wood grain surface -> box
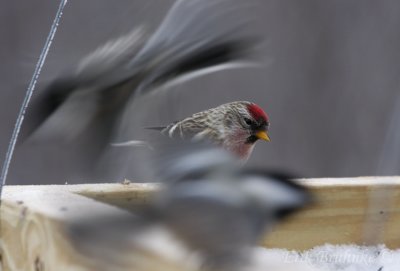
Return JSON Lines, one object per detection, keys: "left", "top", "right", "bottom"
{"left": 1, "top": 177, "right": 399, "bottom": 270}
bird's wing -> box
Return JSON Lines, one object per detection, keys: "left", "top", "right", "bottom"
{"left": 66, "top": 208, "right": 198, "bottom": 271}
{"left": 21, "top": 28, "right": 147, "bottom": 152}
{"left": 23, "top": 0, "right": 260, "bottom": 156}
{"left": 156, "top": 114, "right": 218, "bottom": 141}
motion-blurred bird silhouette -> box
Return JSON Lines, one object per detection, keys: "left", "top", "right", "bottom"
{"left": 68, "top": 140, "right": 311, "bottom": 271}
{"left": 22, "top": 0, "right": 265, "bottom": 163}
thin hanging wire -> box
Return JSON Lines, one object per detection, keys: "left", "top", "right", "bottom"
{"left": 0, "top": 0, "right": 68, "bottom": 196}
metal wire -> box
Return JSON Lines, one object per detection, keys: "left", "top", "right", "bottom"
{"left": 0, "top": 0, "right": 68, "bottom": 196}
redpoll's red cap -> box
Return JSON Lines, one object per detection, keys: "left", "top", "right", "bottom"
{"left": 247, "top": 103, "right": 269, "bottom": 123}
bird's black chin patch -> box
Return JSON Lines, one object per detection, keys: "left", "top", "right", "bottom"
{"left": 246, "top": 135, "right": 258, "bottom": 144}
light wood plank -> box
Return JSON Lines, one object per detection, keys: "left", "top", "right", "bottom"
{"left": 1, "top": 177, "right": 399, "bottom": 270}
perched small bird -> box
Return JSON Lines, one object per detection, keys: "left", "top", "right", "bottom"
{"left": 150, "top": 101, "right": 270, "bottom": 161}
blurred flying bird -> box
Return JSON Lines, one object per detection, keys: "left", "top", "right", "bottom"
{"left": 22, "top": 0, "right": 263, "bottom": 162}
{"left": 68, "top": 140, "right": 311, "bottom": 271}
{"left": 152, "top": 172, "right": 309, "bottom": 270}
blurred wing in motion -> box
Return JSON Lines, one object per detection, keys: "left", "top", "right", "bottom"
{"left": 149, "top": 138, "right": 239, "bottom": 183}
{"left": 23, "top": 28, "right": 146, "bottom": 143}
{"left": 23, "top": 0, "right": 261, "bottom": 157}
{"left": 67, "top": 211, "right": 199, "bottom": 271}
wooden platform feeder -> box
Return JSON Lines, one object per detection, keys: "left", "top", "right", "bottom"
{"left": 1, "top": 177, "right": 400, "bottom": 271}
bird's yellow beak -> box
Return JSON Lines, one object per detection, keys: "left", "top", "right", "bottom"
{"left": 256, "top": 130, "right": 271, "bottom": 142}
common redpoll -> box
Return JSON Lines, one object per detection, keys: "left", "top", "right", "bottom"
{"left": 149, "top": 101, "right": 270, "bottom": 161}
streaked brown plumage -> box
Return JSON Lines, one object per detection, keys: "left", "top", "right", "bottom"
{"left": 151, "top": 101, "right": 270, "bottom": 161}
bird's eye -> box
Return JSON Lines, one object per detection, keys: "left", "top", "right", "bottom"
{"left": 244, "top": 118, "right": 253, "bottom": 126}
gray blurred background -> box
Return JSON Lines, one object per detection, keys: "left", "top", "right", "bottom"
{"left": 1, "top": 0, "right": 400, "bottom": 185}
